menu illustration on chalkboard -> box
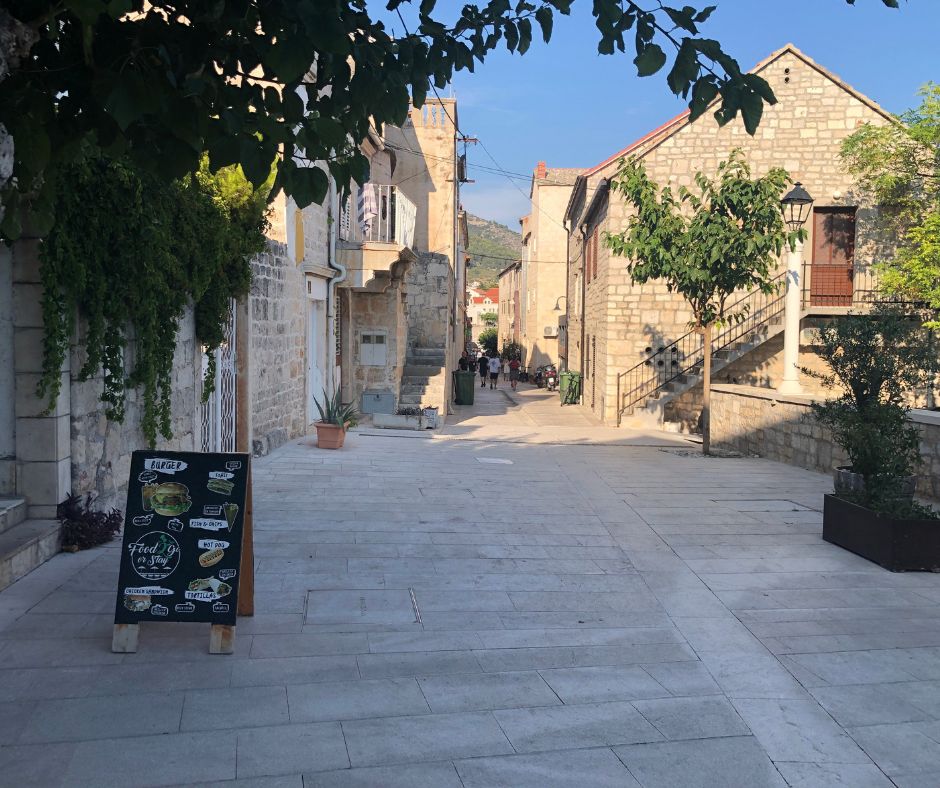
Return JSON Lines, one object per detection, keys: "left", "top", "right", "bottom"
{"left": 114, "top": 451, "right": 250, "bottom": 627}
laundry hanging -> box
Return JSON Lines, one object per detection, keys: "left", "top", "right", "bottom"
{"left": 357, "top": 183, "right": 378, "bottom": 237}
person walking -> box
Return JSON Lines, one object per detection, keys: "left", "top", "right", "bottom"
{"left": 478, "top": 352, "right": 488, "bottom": 388}
{"left": 509, "top": 356, "right": 521, "bottom": 391}
{"left": 502, "top": 357, "right": 510, "bottom": 382}
{"left": 458, "top": 350, "right": 469, "bottom": 371}
{"left": 488, "top": 353, "right": 501, "bottom": 389}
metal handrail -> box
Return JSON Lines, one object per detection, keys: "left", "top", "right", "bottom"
{"left": 615, "top": 272, "right": 788, "bottom": 425}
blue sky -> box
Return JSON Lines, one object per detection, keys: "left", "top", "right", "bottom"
{"left": 392, "top": 0, "right": 940, "bottom": 228}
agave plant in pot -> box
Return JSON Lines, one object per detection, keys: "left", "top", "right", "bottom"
{"left": 314, "top": 389, "right": 359, "bottom": 450}
{"left": 806, "top": 303, "right": 939, "bottom": 570}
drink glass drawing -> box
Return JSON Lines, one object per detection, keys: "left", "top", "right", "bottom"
{"left": 223, "top": 503, "right": 239, "bottom": 531}
{"left": 141, "top": 483, "right": 159, "bottom": 511}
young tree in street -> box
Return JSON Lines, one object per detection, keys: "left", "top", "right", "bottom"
{"left": 606, "top": 150, "right": 795, "bottom": 454}
{"left": 841, "top": 83, "right": 940, "bottom": 325}
{"left": 480, "top": 311, "right": 498, "bottom": 327}
{"left": 478, "top": 327, "right": 499, "bottom": 356}
{"left": 0, "top": 0, "right": 901, "bottom": 239}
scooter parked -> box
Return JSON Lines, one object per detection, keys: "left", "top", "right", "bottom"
{"left": 544, "top": 364, "right": 558, "bottom": 392}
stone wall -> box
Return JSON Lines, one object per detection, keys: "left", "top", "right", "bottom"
{"left": 0, "top": 245, "right": 14, "bottom": 493}
{"left": 70, "top": 312, "right": 199, "bottom": 512}
{"left": 578, "top": 47, "right": 893, "bottom": 426}
{"left": 348, "top": 283, "right": 408, "bottom": 410}
{"left": 249, "top": 240, "right": 307, "bottom": 456}
{"left": 665, "top": 335, "right": 834, "bottom": 432}
{"left": 712, "top": 384, "right": 940, "bottom": 500}
{"left": 405, "top": 252, "right": 453, "bottom": 351}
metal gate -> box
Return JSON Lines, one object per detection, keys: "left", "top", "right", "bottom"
{"left": 201, "top": 299, "right": 237, "bottom": 453}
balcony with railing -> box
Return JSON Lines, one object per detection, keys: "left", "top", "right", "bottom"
{"left": 337, "top": 184, "right": 418, "bottom": 291}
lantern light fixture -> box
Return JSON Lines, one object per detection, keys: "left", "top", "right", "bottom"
{"left": 781, "top": 182, "right": 814, "bottom": 230}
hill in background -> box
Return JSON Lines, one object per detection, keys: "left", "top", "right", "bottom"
{"left": 466, "top": 213, "right": 521, "bottom": 289}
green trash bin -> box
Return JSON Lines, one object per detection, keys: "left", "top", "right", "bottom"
{"left": 559, "top": 371, "right": 581, "bottom": 405}
{"left": 454, "top": 370, "right": 476, "bottom": 406}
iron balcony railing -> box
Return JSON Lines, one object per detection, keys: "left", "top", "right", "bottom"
{"left": 339, "top": 184, "right": 416, "bottom": 248}
{"left": 615, "top": 272, "right": 788, "bottom": 425}
{"left": 801, "top": 259, "right": 878, "bottom": 308}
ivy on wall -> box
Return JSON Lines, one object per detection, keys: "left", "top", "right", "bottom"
{"left": 38, "top": 152, "right": 269, "bottom": 446}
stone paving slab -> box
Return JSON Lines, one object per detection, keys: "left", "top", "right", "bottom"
{"left": 2, "top": 385, "right": 940, "bottom": 784}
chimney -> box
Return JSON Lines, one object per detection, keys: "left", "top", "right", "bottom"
{"left": 535, "top": 161, "right": 547, "bottom": 180}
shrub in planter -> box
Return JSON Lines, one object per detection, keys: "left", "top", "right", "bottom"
{"left": 314, "top": 389, "right": 359, "bottom": 449}
{"left": 58, "top": 492, "right": 123, "bottom": 551}
{"left": 806, "top": 303, "right": 935, "bottom": 509}
{"left": 806, "top": 304, "right": 939, "bottom": 569}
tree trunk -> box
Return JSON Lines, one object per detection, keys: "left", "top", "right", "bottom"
{"left": 702, "top": 322, "right": 712, "bottom": 456}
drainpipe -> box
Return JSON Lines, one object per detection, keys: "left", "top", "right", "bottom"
{"left": 578, "top": 223, "right": 588, "bottom": 402}
{"left": 326, "top": 176, "right": 346, "bottom": 395}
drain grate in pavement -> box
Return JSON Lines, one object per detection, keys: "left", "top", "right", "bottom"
{"left": 305, "top": 589, "right": 420, "bottom": 625}
{"left": 477, "top": 457, "right": 513, "bottom": 464}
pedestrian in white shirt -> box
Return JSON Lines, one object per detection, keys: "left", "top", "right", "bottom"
{"left": 488, "top": 354, "right": 501, "bottom": 389}
{"left": 502, "top": 358, "right": 510, "bottom": 381}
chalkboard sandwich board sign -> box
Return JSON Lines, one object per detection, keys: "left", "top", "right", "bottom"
{"left": 112, "top": 450, "right": 251, "bottom": 654}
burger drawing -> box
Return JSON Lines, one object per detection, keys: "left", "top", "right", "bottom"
{"left": 149, "top": 483, "right": 192, "bottom": 517}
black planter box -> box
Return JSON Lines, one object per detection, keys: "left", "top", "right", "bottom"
{"left": 823, "top": 494, "right": 940, "bottom": 572}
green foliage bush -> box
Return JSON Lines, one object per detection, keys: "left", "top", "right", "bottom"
{"left": 38, "top": 152, "right": 268, "bottom": 446}
{"left": 806, "top": 304, "right": 937, "bottom": 517}
{"left": 478, "top": 328, "right": 499, "bottom": 355}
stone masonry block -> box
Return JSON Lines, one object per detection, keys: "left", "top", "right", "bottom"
{"left": 12, "top": 283, "right": 44, "bottom": 328}
{"left": 16, "top": 414, "right": 70, "bottom": 463}
{"left": 16, "top": 372, "right": 69, "bottom": 418}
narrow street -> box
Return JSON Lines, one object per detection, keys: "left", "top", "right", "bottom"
{"left": 1, "top": 388, "right": 940, "bottom": 786}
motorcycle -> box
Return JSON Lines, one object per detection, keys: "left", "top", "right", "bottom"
{"left": 544, "top": 365, "right": 558, "bottom": 392}
{"left": 533, "top": 364, "right": 558, "bottom": 390}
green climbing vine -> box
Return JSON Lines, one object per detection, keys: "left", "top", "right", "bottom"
{"left": 38, "top": 151, "right": 269, "bottom": 446}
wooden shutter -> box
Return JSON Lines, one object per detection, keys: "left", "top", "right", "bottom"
{"left": 585, "top": 233, "right": 593, "bottom": 282}
{"left": 592, "top": 229, "right": 599, "bottom": 280}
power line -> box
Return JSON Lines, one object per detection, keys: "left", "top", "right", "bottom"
{"left": 475, "top": 138, "right": 571, "bottom": 233}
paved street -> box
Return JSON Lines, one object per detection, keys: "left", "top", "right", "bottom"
{"left": 3, "top": 386, "right": 940, "bottom": 786}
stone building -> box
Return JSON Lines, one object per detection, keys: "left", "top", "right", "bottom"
{"left": 497, "top": 260, "right": 522, "bottom": 352}
{"left": 518, "top": 163, "right": 583, "bottom": 369}
{"left": 466, "top": 286, "right": 499, "bottom": 348}
{"left": 0, "top": 89, "right": 465, "bottom": 590}
{"left": 337, "top": 99, "right": 468, "bottom": 416}
{"left": 0, "top": 182, "right": 335, "bottom": 589}
{"left": 563, "top": 44, "right": 894, "bottom": 427}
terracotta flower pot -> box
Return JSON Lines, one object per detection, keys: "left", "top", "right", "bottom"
{"left": 315, "top": 422, "right": 346, "bottom": 449}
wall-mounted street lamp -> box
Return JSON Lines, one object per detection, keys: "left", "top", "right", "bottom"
{"left": 778, "top": 182, "right": 814, "bottom": 395}
{"left": 553, "top": 296, "right": 568, "bottom": 312}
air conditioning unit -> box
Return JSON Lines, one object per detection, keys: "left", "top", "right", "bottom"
{"left": 543, "top": 325, "right": 559, "bottom": 338}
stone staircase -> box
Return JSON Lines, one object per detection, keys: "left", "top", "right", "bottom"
{"left": 626, "top": 315, "right": 788, "bottom": 427}
{"left": 0, "top": 497, "right": 61, "bottom": 592}
{"left": 616, "top": 274, "right": 791, "bottom": 428}
{"left": 400, "top": 347, "right": 447, "bottom": 411}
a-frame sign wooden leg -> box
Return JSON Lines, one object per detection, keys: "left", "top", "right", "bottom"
{"left": 237, "top": 463, "right": 254, "bottom": 618}
{"left": 112, "top": 623, "right": 139, "bottom": 653}
{"left": 209, "top": 624, "right": 235, "bottom": 654}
